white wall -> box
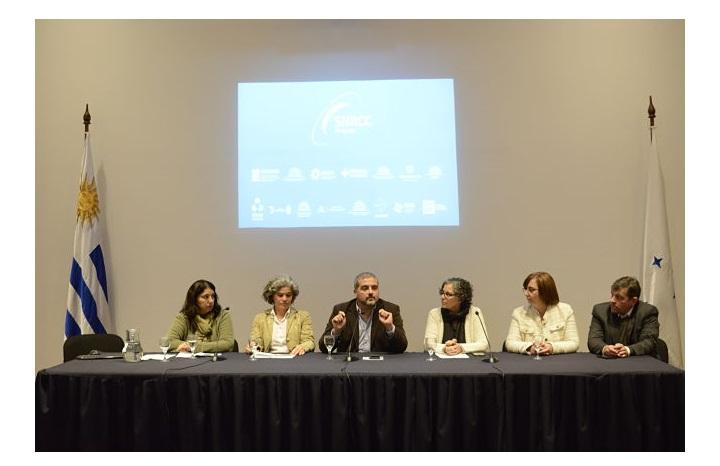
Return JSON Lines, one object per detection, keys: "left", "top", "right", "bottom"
{"left": 36, "top": 20, "right": 684, "bottom": 371}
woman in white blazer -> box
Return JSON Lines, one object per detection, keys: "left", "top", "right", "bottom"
{"left": 505, "top": 271, "right": 579, "bottom": 355}
{"left": 423, "top": 277, "right": 489, "bottom": 355}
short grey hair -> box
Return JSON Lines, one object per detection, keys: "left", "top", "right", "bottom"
{"left": 262, "top": 275, "right": 300, "bottom": 304}
{"left": 353, "top": 272, "right": 379, "bottom": 291}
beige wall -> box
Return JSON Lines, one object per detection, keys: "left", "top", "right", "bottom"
{"left": 36, "top": 20, "right": 684, "bottom": 371}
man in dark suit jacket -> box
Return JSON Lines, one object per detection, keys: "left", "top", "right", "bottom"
{"left": 319, "top": 272, "right": 408, "bottom": 354}
{"left": 588, "top": 276, "right": 659, "bottom": 358}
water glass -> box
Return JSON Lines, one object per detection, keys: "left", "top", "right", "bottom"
{"left": 248, "top": 339, "right": 258, "bottom": 361}
{"left": 424, "top": 337, "right": 437, "bottom": 361}
{"left": 323, "top": 334, "right": 335, "bottom": 360}
{"left": 159, "top": 336, "right": 170, "bottom": 362}
{"left": 188, "top": 333, "right": 198, "bottom": 358}
{"left": 533, "top": 334, "right": 543, "bottom": 361}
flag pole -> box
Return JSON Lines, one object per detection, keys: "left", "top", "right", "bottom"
{"left": 642, "top": 95, "right": 683, "bottom": 366}
{"left": 83, "top": 104, "right": 91, "bottom": 136}
{"left": 648, "top": 95, "right": 655, "bottom": 141}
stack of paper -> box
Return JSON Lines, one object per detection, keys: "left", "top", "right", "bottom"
{"left": 252, "top": 352, "right": 295, "bottom": 359}
{"left": 434, "top": 352, "right": 469, "bottom": 359}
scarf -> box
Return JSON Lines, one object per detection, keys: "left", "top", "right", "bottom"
{"left": 194, "top": 313, "right": 215, "bottom": 342}
{"left": 441, "top": 306, "right": 468, "bottom": 343}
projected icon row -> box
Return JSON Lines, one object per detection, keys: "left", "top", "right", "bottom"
{"left": 250, "top": 198, "right": 448, "bottom": 221}
{"left": 250, "top": 165, "right": 445, "bottom": 183}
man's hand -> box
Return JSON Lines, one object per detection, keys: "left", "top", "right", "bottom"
{"left": 290, "top": 345, "right": 306, "bottom": 356}
{"left": 332, "top": 311, "right": 347, "bottom": 333}
{"left": 616, "top": 345, "right": 630, "bottom": 358}
{"left": 378, "top": 308, "right": 394, "bottom": 331}
{"left": 602, "top": 343, "right": 625, "bottom": 358}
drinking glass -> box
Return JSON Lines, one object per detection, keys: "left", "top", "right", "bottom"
{"left": 188, "top": 333, "right": 198, "bottom": 358}
{"left": 532, "top": 334, "right": 543, "bottom": 361}
{"left": 248, "top": 339, "right": 258, "bottom": 361}
{"left": 159, "top": 336, "right": 170, "bottom": 362}
{"left": 323, "top": 334, "right": 335, "bottom": 360}
{"left": 424, "top": 337, "right": 437, "bottom": 361}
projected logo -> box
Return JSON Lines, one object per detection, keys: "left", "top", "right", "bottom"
{"left": 311, "top": 92, "right": 373, "bottom": 146}
{"left": 251, "top": 197, "right": 265, "bottom": 222}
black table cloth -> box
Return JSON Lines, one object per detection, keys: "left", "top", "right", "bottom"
{"left": 35, "top": 352, "right": 683, "bottom": 451}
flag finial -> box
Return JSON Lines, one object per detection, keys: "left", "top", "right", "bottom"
{"left": 648, "top": 96, "right": 656, "bottom": 128}
{"left": 83, "top": 104, "right": 91, "bottom": 133}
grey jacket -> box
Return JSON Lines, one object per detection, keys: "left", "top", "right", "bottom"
{"left": 587, "top": 301, "right": 659, "bottom": 357}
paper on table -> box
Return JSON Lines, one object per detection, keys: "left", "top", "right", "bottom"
{"left": 141, "top": 353, "right": 176, "bottom": 361}
{"left": 174, "top": 352, "right": 222, "bottom": 358}
{"left": 252, "top": 351, "right": 295, "bottom": 359}
{"left": 434, "top": 352, "right": 469, "bottom": 359}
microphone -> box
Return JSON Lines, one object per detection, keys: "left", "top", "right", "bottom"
{"left": 212, "top": 307, "right": 230, "bottom": 362}
{"left": 475, "top": 310, "right": 498, "bottom": 363}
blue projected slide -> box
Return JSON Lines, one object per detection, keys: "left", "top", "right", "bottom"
{"left": 237, "top": 78, "right": 458, "bottom": 228}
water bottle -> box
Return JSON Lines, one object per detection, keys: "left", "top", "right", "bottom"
{"left": 123, "top": 328, "right": 144, "bottom": 362}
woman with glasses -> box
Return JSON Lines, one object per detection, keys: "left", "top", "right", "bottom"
{"left": 505, "top": 271, "right": 579, "bottom": 355}
{"left": 423, "top": 277, "right": 489, "bottom": 356}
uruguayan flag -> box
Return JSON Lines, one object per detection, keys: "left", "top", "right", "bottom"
{"left": 641, "top": 129, "right": 683, "bottom": 367}
{"left": 65, "top": 133, "right": 113, "bottom": 337}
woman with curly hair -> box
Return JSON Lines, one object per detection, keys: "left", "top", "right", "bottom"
{"left": 423, "top": 277, "right": 489, "bottom": 356}
{"left": 245, "top": 275, "right": 315, "bottom": 355}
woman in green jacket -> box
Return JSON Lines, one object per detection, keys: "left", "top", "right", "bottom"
{"left": 167, "top": 279, "right": 234, "bottom": 353}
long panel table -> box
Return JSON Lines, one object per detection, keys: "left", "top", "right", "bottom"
{"left": 35, "top": 352, "right": 684, "bottom": 451}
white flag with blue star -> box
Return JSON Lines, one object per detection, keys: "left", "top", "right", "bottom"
{"left": 64, "top": 133, "right": 113, "bottom": 337}
{"left": 641, "top": 129, "right": 682, "bottom": 367}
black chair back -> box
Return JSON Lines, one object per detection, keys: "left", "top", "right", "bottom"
{"left": 655, "top": 338, "right": 669, "bottom": 363}
{"left": 63, "top": 334, "right": 125, "bottom": 362}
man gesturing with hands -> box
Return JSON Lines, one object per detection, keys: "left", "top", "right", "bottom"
{"left": 319, "top": 272, "right": 408, "bottom": 354}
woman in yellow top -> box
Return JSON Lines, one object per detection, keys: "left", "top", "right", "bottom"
{"left": 245, "top": 275, "right": 315, "bottom": 355}
{"left": 167, "top": 279, "right": 234, "bottom": 353}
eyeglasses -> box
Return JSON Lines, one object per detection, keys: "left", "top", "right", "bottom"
{"left": 523, "top": 287, "right": 538, "bottom": 293}
{"left": 439, "top": 291, "right": 457, "bottom": 298}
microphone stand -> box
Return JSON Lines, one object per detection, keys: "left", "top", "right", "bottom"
{"left": 346, "top": 309, "right": 358, "bottom": 362}
{"left": 476, "top": 310, "right": 498, "bottom": 363}
{"left": 212, "top": 307, "right": 230, "bottom": 362}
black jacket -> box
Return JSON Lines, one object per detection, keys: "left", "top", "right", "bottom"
{"left": 318, "top": 298, "right": 408, "bottom": 353}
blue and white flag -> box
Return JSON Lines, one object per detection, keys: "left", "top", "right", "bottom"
{"left": 641, "top": 129, "right": 683, "bottom": 367}
{"left": 64, "top": 133, "right": 113, "bottom": 337}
